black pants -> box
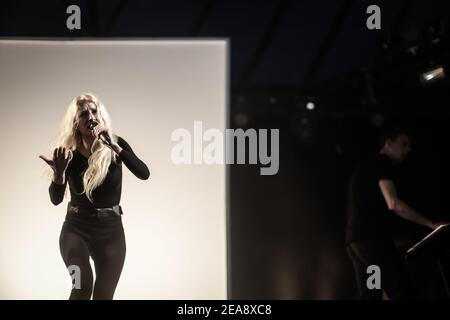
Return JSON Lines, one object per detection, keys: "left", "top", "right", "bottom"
{"left": 347, "top": 240, "right": 414, "bottom": 299}
{"left": 59, "top": 212, "right": 126, "bottom": 300}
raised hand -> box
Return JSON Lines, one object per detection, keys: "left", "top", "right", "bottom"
{"left": 39, "top": 147, "right": 73, "bottom": 178}
{"left": 90, "top": 124, "right": 122, "bottom": 153}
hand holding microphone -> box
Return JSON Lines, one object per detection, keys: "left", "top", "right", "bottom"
{"left": 87, "top": 121, "right": 123, "bottom": 155}
{"left": 88, "top": 120, "right": 112, "bottom": 147}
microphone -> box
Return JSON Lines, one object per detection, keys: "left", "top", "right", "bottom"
{"left": 87, "top": 121, "right": 112, "bottom": 146}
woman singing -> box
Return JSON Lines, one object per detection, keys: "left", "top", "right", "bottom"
{"left": 40, "top": 93, "right": 149, "bottom": 299}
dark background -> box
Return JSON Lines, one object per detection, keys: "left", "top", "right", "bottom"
{"left": 2, "top": 0, "right": 450, "bottom": 299}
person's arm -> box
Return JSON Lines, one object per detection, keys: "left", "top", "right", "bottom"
{"left": 379, "top": 179, "right": 439, "bottom": 229}
{"left": 49, "top": 172, "right": 67, "bottom": 205}
{"left": 111, "top": 136, "right": 150, "bottom": 180}
{"left": 40, "top": 147, "right": 72, "bottom": 206}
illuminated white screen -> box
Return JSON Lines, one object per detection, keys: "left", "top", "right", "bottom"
{"left": 0, "top": 40, "right": 227, "bottom": 299}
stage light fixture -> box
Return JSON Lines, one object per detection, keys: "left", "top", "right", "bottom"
{"left": 420, "top": 65, "right": 445, "bottom": 83}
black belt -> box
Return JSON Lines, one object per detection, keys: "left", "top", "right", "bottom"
{"left": 67, "top": 202, "right": 123, "bottom": 218}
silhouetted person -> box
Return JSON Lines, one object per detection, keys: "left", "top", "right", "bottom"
{"left": 346, "top": 126, "right": 444, "bottom": 299}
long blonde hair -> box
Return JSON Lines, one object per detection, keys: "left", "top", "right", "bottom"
{"left": 51, "top": 93, "right": 118, "bottom": 202}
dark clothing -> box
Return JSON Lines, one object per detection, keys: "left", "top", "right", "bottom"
{"left": 49, "top": 136, "right": 149, "bottom": 208}
{"left": 346, "top": 154, "right": 395, "bottom": 244}
{"left": 59, "top": 209, "right": 126, "bottom": 300}
{"left": 48, "top": 136, "right": 149, "bottom": 300}
{"left": 346, "top": 154, "right": 416, "bottom": 299}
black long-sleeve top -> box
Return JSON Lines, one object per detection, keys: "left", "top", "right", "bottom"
{"left": 49, "top": 136, "right": 149, "bottom": 208}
